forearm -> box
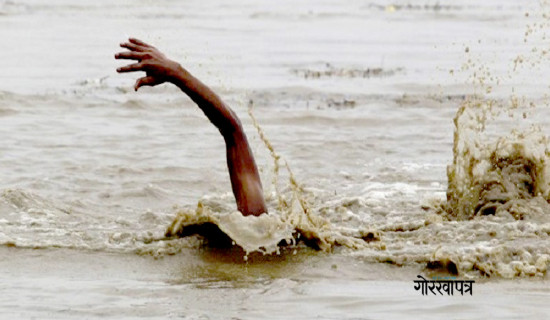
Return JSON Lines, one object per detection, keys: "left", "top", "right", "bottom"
{"left": 116, "top": 38, "right": 268, "bottom": 216}
{"left": 172, "top": 65, "right": 241, "bottom": 137}
{"left": 173, "top": 66, "right": 266, "bottom": 215}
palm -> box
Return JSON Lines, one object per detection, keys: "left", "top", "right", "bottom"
{"left": 115, "top": 38, "right": 179, "bottom": 91}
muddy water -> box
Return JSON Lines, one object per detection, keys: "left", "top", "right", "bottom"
{"left": 1, "top": 0, "right": 549, "bottom": 318}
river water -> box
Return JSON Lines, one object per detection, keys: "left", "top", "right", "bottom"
{"left": 1, "top": 0, "right": 549, "bottom": 319}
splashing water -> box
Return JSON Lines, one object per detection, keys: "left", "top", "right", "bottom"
{"left": 417, "top": 3, "right": 550, "bottom": 277}
{"left": 146, "top": 3, "right": 550, "bottom": 276}
{"left": 164, "top": 101, "right": 377, "bottom": 256}
{"left": 445, "top": 4, "right": 550, "bottom": 221}
{"left": 446, "top": 105, "right": 550, "bottom": 220}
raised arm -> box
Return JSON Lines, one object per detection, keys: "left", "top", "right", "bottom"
{"left": 115, "top": 38, "right": 267, "bottom": 216}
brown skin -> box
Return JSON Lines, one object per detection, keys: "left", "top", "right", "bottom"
{"left": 115, "top": 38, "right": 267, "bottom": 216}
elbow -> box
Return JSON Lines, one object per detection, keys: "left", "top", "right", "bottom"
{"left": 221, "top": 110, "right": 245, "bottom": 140}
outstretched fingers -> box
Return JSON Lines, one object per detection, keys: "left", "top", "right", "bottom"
{"left": 117, "top": 62, "right": 145, "bottom": 73}
{"left": 115, "top": 38, "right": 166, "bottom": 90}
{"left": 120, "top": 38, "right": 155, "bottom": 52}
{"left": 129, "top": 38, "right": 154, "bottom": 48}
{"left": 120, "top": 41, "right": 147, "bottom": 52}
{"left": 115, "top": 51, "right": 147, "bottom": 60}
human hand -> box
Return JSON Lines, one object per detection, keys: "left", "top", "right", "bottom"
{"left": 115, "top": 38, "right": 183, "bottom": 91}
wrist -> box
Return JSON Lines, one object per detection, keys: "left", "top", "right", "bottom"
{"left": 170, "top": 63, "right": 193, "bottom": 88}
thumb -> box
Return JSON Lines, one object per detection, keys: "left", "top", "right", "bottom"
{"left": 134, "top": 76, "right": 159, "bottom": 91}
